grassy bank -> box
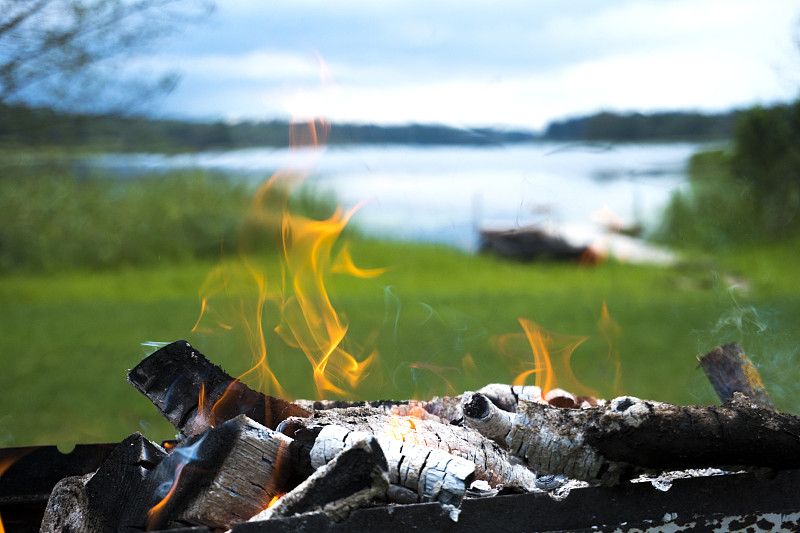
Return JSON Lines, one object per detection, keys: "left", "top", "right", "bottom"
{"left": 2, "top": 237, "right": 799, "bottom": 447}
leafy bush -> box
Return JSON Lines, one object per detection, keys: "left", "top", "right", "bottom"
{"left": 657, "top": 101, "right": 800, "bottom": 248}
{"left": 0, "top": 165, "right": 261, "bottom": 272}
{"left": 731, "top": 101, "right": 800, "bottom": 231}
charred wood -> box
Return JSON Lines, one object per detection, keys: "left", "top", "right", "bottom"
{"left": 252, "top": 432, "right": 389, "bottom": 523}
{"left": 127, "top": 340, "right": 309, "bottom": 436}
{"left": 40, "top": 432, "right": 167, "bottom": 533}
{"left": 129, "top": 415, "right": 295, "bottom": 532}
{"left": 463, "top": 391, "right": 800, "bottom": 486}
{"left": 698, "top": 342, "right": 775, "bottom": 410}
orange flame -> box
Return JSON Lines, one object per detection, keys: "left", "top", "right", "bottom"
{"left": 385, "top": 414, "right": 425, "bottom": 445}
{"left": 495, "top": 318, "right": 594, "bottom": 397}
{"left": 192, "top": 72, "right": 384, "bottom": 402}
{"left": 267, "top": 493, "right": 284, "bottom": 508}
{"left": 597, "top": 301, "right": 623, "bottom": 395}
{"left": 0, "top": 449, "right": 36, "bottom": 533}
{"left": 147, "top": 462, "right": 186, "bottom": 530}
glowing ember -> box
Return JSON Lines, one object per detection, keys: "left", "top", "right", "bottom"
{"left": 385, "top": 414, "right": 424, "bottom": 445}
{"left": 267, "top": 493, "right": 283, "bottom": 508}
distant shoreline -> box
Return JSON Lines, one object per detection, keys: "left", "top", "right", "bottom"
{"left": 0, "top": 102, "right": 746, "bottom": 153}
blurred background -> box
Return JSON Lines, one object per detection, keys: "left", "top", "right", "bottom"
{"left": 1, "top": 0, "right": 799, "bottom": 448}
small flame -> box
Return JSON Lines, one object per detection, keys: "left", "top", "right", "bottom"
{"left": 147, "top": 462, "right": 186, "bottom": 530}
{"left": 495, "top": 318, "right": 594, "bottom": 397}
{"left": 597, "top": 301, "right": 623, "bottom": 395}
{"left": 267, "top": 493, "right": 284, "bottom": 508}
{"left": 0, "top": 449, "right": 36, "bottom": 533}
{"left": 146, "top": 434, "right": 207, "bottom": 530}
{"left": 385, "top": 414, "right": 424, "bottom": 445}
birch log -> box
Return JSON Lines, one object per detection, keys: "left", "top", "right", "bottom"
{"left": 463, "top": 392, "right": 800, "bottom": 486}
{"left": 280, "top": 407, "right": 537, "bottom": 493}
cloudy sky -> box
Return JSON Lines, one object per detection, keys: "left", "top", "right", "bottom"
{"left": 147, "top": 0, "right": 800, "bottom": 130}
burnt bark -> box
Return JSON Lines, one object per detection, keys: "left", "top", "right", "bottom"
{"left": 127, "top": 340, "right": 309, "bottom": 436}
{"left": 698, "top": 342, "right": 775, "bottom": 410}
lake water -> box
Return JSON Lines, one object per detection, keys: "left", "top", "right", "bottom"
{"left": 94, "top": 142, "right": 704, "bottom": 253}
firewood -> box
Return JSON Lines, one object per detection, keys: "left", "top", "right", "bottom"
{"left": 698, "top": 342, "right": 775, "bottom": 410}
{"left": 39, "top": 474, "right": 94, "bottom": 533}
{"left": 463, "top": 391, "right": 800, "bottom": 486}
{"left": 127, "top": 340, "right": 309, "bottom": 436}
{"left": 306, "top": 424, "right": 474, "bottom": 506}
{"left": 280, "top": 407, "right": 537, "bottom": 494}
{"left": 252, "top": 432, "right": 389, "bottom": 523}
{"left": 131, "top": 415, "right": 295, "bottom": 531}
{"left": 40, "top": 432, "right": 167, "bottom": 532}
{"left": 476, "top": 383, "right": 544, "bottom": 412}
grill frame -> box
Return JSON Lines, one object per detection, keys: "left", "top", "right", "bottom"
{"left": 3, "top": 442, "right": 800, "bottom": 533}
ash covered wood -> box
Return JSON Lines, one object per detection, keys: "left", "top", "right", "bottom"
{"left": 698, "top": 342, "right": 775, "bottom": 410}
{"left": 306, "top": 424, "right": 475, "bottom": 506}
{"left": 280, "top": 407, "right": 537, "bottom": 495}
{"left": 253, "top": 431, "right": 388, "bottom": 523}
{"left": 463, "top": 391, "right": 800, "bottom": 486}
{"left": 127, "top": 340, "right": 309, "bottom": 436}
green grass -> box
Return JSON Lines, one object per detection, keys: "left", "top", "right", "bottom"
{"left": 2, "top": 237, "right": 799, "bottom": 448}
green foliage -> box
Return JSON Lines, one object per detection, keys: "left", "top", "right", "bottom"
{"left": 657, "top": 101, "right": 800, "bottom": 247}
{"left": 0, "top": 164, "right": 252, "bottom": 272}
{"left": 731, "top": 102, "right": 800, "bottom": 231}
{"left": 0, "top": 103, "right": 536, "bottom": 152}
{"left": 657, "top": 150, "right": 759, "bottom": 247}
{"left": 3, "top": 238, "right": 800, "bottom": 446}
{"left": 545, "top": 110, "right": 740, "bottom": 142}
{"left": 0, "top": 158, "right": 346, "bottom": 273}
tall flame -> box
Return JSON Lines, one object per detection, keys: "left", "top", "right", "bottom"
{"left": 192, "top": 79, "right": 384, "bottom": 401}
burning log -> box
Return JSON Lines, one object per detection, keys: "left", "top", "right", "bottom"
{"left": 127, "top": 340, "right": 309, "bottom": 436}
{"left": 134, "top": 414, "right": 295, "bottom": 531}
{"left": 295, "top": 383, "right": 597, "bottom": 426}
{"left": 253, "top": 431, "right": 389, "bottom": 523}
{"left": 294, "top": 396, "right": 464, "bottom": 424}
{"left": 463, "top": 391, "right": 800, "bottom": 486}
{"left": 698, "top": 342, "right": 775, "bottom": 410}
{"left": 40, "top": 432, "right": 167, "bottom": 532}
{"left": 280, "top": 407, "right": 538, "bottom": 495}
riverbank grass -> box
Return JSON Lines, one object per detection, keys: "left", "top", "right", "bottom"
{"left": 2, "top": 237, "right": 799, "bottom": 447}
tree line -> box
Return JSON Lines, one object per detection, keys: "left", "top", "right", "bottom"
{"left": 543, "top": 110, "right": 741, "bottom": 142}
{"left": 1, "top": 102, "right": 761, "bottom": 152}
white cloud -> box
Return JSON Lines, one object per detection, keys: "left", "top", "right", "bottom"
{"left": 152, "top": 0, "right": 800, "bottom": 125}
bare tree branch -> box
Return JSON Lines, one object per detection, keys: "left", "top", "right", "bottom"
{"left": 0, "top": 0, "right": 213, "bottom": 111}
